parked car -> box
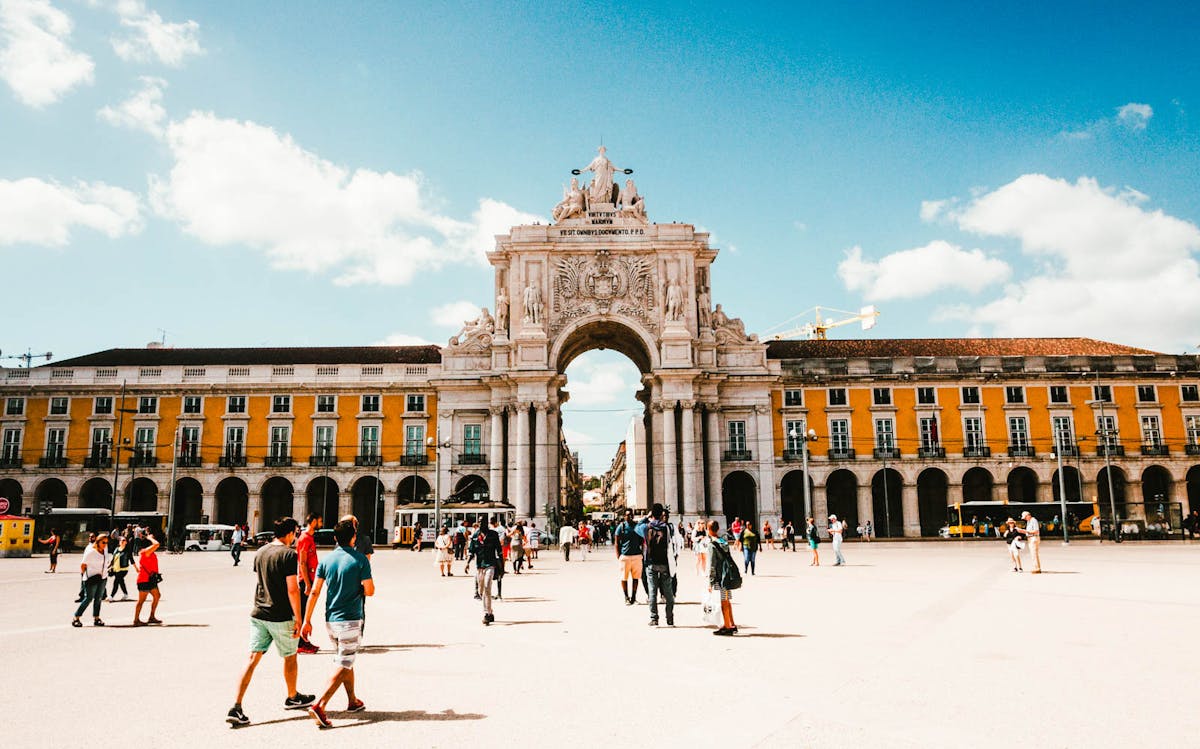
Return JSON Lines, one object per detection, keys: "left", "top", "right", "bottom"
{"left": 251, "top": 531, "right": 275, "bottom": 548}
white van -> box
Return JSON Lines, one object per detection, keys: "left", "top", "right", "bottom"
{"left": 184, "top": 524, "right": 236, "bottom": 551}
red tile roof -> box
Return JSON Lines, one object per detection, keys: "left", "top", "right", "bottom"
{"left": 765, "top": 337, "right": 1160, "bottom": 359}
{"left": 47, "top": 346, "right": 442, "bottom": 368}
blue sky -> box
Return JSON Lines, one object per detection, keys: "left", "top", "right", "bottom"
{"left": 2, "top": 1, "right": 1199, "bottom": 472}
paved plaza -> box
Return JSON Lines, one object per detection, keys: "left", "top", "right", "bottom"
{"left": 4, "top": 539, "right": 1198, "bottom": 748}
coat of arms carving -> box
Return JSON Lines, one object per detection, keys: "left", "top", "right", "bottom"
{"left": 552, "top": 250, "right": 656, "bottom": 333}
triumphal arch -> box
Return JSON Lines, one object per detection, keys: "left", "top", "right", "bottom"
{"left": 438, "top": 147, "right": 781, "bottom": 526}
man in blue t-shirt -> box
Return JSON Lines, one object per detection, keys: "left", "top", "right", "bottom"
{"left": 614, "top": 509, "right": 644, "bottom": 605}
{"left": 301, "top": 518, "right": 375, "bottom": 729}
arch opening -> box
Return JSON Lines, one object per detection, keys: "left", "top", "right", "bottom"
{"left": 917, "top": 468, "right": 948, "bottom": 537}
{"left": 260, "top": 477, "right": 294, "bottom": 532}
{"left": 871, "top": 468, "right": 903, "bottom": 538}
{"left": 722, "top": 471, "right": 757, "bottom": 528}
{"left": 825, "top": 469, "right": 859, "bottom": 534}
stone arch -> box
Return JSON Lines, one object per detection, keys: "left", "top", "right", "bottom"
{"left": 260, "top": 476, "right": 294, "bottom": 531}
{"left": 397, "top": 475, "right": 432, "bottom": 504}
{"left": 779, "top": 469, "right": 812, "bottom": 527}
{"left": 453, "top": 474, "right": 490, "bottom": 503}
{"left": 1051, "top": 466, "right": 1083, "bottom": 503}
{"left": 125, "top": 477, "right": 158, "bottom": 512}
{"left": 215, "top": 477, "right": 249, "bottom": 526}
{"left": 871, "top": 468, "right": 904, "bottom": 538}
{"left": 0, "top": 478, "right": 24, "bottom": 512}
{"left": 79, "top": 477, "right": 112, "bottom": 510}
{"left": 306, "top": 476, "right": 340, "bottom": 528}
{"left": 825, "top": 469, "right": 859, "bottom": 533}
{"left": 917, "top": 467, "right": 949, "bottom": 537}
{"left": 33, "top": 477, "right": 69, "bottom": 510}
{"left": 962, "top": 467, "right": 994, "bottom": 504}
{"left": 1006, "top": 466, "right": 1038, "bottom": 503}
{"left": 171, "top": 477, "right": 204, "bottom": 535}
{"left": 1097, "top": 465, "right": 1127, "bottom": 517}
{"left": 721, "top": 470, "right": 757, "bottom": 528}
{"left": 1140, "top": 464, "right": 1173, "bottom": 505}
{"left": 551, "top": 316, "right": 659, "bottom": 374}
{"left": 351, "top": 476, "right": 385, "bottom": 543}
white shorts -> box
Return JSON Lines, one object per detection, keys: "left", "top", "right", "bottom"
{"left": 326, "top": 620, "right": 363, "bottom": 670}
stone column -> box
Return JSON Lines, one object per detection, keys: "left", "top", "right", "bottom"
{"left": 534, "top": 402, "right": 549, "bottom": 519}
{"left": 547, "top": 406, "right": 559, "bottom": 520}
{"left": 813, "top": 481, "right": 829, "bottom": 523}
{"left": 948, "top": 482, "right": 965, "bottom": 507}
{"left": 660, "top": 400, "right": 678, "bottom": 513}
{"left": 705, "top": 405, "right": 722, "bottom": 517}
{"left": 755, "top": 404, "right": 778, "bottom": 519}
{"left": 856, "top": 479, "right": 872, "bottom": 532}
{"left": 515, "top": 403, "right": 530, "bottom": 515}
{"left": 902, "top": 481, "right": 921, "bottom": 537}
{"left": 650, "top": 401, "right": 665, "bottom": 507}
{"left": 680, "top": 400, "right": 698, "bottom": 518}
{"left": 201, "top": 489, "right": 216, "bottom": 524}
{"left": 489, "top": 406, "right": 504, "bottom": 506}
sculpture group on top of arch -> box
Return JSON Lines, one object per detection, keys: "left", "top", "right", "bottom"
{"left": 552, "top": 146, "right": 646, "bottom": 223}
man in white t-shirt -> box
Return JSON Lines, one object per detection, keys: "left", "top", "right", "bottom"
{"left": 1020, "top": 511, "right": 1042, "bottom": 573}
{"left": 828, "top": 515, "right": 846, "bottom": 566}
{"left": 559, "top": 524, "right": 578, "bottom": 561}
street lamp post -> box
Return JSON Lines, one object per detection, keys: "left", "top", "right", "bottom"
{"left": 787, "top": 422, "right": 818, "bottom": 522}
{"left": 166, "top": 424, "right": 180, "bottom": 546}
{"left": 1053, "top": 427, "right": 1069, "bottom": 545}
{"left": 1088, "top": 373, "right": 1120, "bottom": 542}
{"left": 428, "top": 434, "right": 452, "bottom": 531}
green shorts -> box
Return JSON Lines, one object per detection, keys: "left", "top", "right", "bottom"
{"left": 249, "top": 617, "right": 298, "bottom": 658}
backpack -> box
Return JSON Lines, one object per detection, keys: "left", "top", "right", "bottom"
{"left": 646, "top": 523, "right": 670, "bottom": 565}
{"left": 717, "top": 543, "right": 742, "bottom": 590}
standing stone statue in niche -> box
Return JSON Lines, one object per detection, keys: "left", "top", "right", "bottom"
{"left": 696, "top": 284, "right": 712, "bottom": 329}
{"left": 496, "top": 287, "right": 510, "bottom": 335}
{"left": 552, "top": 177, "right": 586, "bottom": 222}
{"left": 523, "top": 280, "right": 543, "bottom": 325}
{"left": 617, "top": 179, "right": 647, "bottom": 222}
{"left": 663, "top": 276, "right": 684, "bottom": 322}
{"left": 576, "top": 146, "right": 626, "bottom": 205}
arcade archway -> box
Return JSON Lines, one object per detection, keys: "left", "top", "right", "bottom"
{"left": 1006, "top": 467, "right": 1038, "bottom": 503}
{"left": 260, "top": 477, "right": 294, "bottom": 531}
{"left": 171, "top": 477, "right": 203, "bottom": 535}
{"left": 825, "top": 470, "right": 859, "bottom": 533}
{"left": 779, "top": 470, "right": 812, "bottom": 527}
{"left": 306, "top": 477, "right": 340, "bottom": 527}
{"left": 962, "top": 467, "right": 993, "bottom": 503}
{"left": 351, "top": 477, "right": 385, "bottom": 543}
{"left": 0, "top": 478, "right": 23, "bottom": 513}
{"left": 917, "top": 468, "right": 948, "bottom": 537}
{"left": 871, "top": 468, "right": 903, "bottom": 537}
{"left": 722, "top": 471, "right": 757, "bottom": 527}
{"left": 453, "top": 474, "right": 489, "bottom": 503}
{"left": 79, "top": 477, "right": 112, "bottom": 510}
{"left": 215, "top": 477, "right": 249, "bottom": 526}
{"left": 35, "top": 477, "right": 68, "bottom": 511}
{"left": 125, "top": 477, "right": 158, "bottom": 512}
{"left": 397, "top": 476, "right": 432, "bottom": 504}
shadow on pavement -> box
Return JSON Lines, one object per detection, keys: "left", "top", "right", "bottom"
{"left": 105, "top": 623, "right": 210, "bottom": 628}
{"left": 330, "top": 709, "right": 487, "bottom": 726}
{"left": 738, "top": 633, "right": 805, "bottom": 638}
{"left": 359, "top": 643, "right": 446, "bottom": 653}
{"left": 492, "top": 620, "right": 562, "bottom": 626}
{"left": 499, "top": 596, "right": 552, "bottom": 602}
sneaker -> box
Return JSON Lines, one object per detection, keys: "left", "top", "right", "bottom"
{"left": 648, "top": 619, "right": 658, "bottom": 627}
{"left": 297, "top": 643, "right": 320, "bottom": 655}
{"left": 666, "top": 619, "right": 674, "bottom": 627}
{"left": 347, "top": 699, "right": 365, "bottom": 713}
{"left": 713, "top": 627, "right": 732, "bottom": 636}
{"left": 309, "top": 704, "right": 332, "bottom": 728}
{"left": 285, "top": 692, "right": 316, "bottom": 710}
{"left": 485, "top": 613, "right": 495, "bottom": 624}
{"left": 226, "top": 705, "right": 250, "bottom": 726}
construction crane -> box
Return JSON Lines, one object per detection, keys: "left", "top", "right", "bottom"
{"left": 764, "top": 306, "right": 880, "bottom": 341}
{"left": 0, "top": 348, "right": 53, "bottom": 368}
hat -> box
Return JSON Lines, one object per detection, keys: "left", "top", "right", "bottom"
{"left": 828, "top": 514, "right": 837, "bottom": 520}
{"left": 1021, "top": 511, "right": 1032, "bottom": 518}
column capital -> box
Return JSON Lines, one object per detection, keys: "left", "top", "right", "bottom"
{"left": 534, "top": 401, "right": 552, "bottom": 413}
{"left": 656, "top": 399, "right": 678, "bottom": 411}
{"left": 488, "top": 405, "right": 505, "bottom": 416}
{"left": 703, "top": 401, "right": 722, "bottom": 413}
{"left": 511, "top": 402, "right": 530, "bottom": 414}
{"left": 754, "top": 403, "right": 771, "bottom": 415}
{"left": 680, "top": 399, "right": 696, "bottom": 410}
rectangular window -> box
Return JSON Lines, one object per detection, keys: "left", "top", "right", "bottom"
{"left": 783, "top": 389, "right": 803, "bottom": 407}
{"left": 91, "top": 427, "right": 111, "bottom": 460}
{"left": 180, "top": 425, "right": 200, "bottom": 458}
{"left": 464, "top": 424, "right": 482, "bottom": 454}
{"left": 827, "top": 388, "right": 848, "bottom": 406}
{"left": 1, "top": 428, "right": 20, "bottom": 461}
{"left": 225, "top": 426, "right": 245, "bottom": 458}
{"left": 227, "top": 395, "right": 246, "bottom": 414}
{"left": 964, "top": 416, "right": 984, "bottom": 450}
{"left": 1092, "top": 385, "right": 1112, "bottom": 403}
{"left": 1052, "top": 416, "right": 1074, "bottom": 448}
{"left": 1005, "top": 386, "right": 1024, "bottom": 405}
{"left": 5, "top": 398, "right": 24, "bottom": 416}
{"left": 315, "top": 425, "right": 334, "bottom": 456}
{"left": 1137, "top": 385, "right": 1156, "bottom": 403}
{"left": 1097, "top": 414, "right": 1118, "bottom": 447}
{"left": 360, "top": 425, "right": 379, "bottom": 456}
{"left": 961, "top": 387, "right": 980, "bottom": 405}
{"left": 134, "top": 426, "right": 155, "bottom": 459}
{"left": 405, "top": 424, "right": 425, "bottom": 454}
{"left": 361, "top": 394, "right": 381, "bottom": 412}
{"left": 918, "top": 416, "right": 940, "bottom": 448}
{"left": 270, "top": 426, "right": 290, "bottom": 458}
{"left": 49, "top": 397, "right": 69, "bottom": 415}
{"left": 183, "top": 396, "right": 202, "bottom": 414}
{"left": 830, "top": 419, "right": 850, "bottom": 451}
{"left": 46, "top": 428, "right": 66, "bottom": 459}
{"left": 94, "top": 397, "right": 113, "bottom": 415}
{"left": 784, "top": 419, "right": 804, "bottom": 453}
{"left": 916, "top": 387, "right": 936, "bottom": 405}
{"left": 1186, "top": 415, "right": 1200, "bottom": 446}
{"left": 727, "top": 420, "right": 747, "bottom": 453}
{"left": 1049, "top": 386, "right": 1069, "bottom": 404}
{"left": 316, "top": 395, "right": 336, "bottom": 413}
{"left": 406, "top": 394, "right": 426, "bottom": 413}
{"left": 1141, "top": 415, "right": 1162, "bottom": 446}
{"left": 272, "top": 395, "right": 291, "bottom": 414}
{"left": 1182, "top": 385, "right": 1200, "bottom": 402}
{"left": 137, "top": 396, "right": 157, "bottom": 414}
{"left": 872, "top": 388, "right": 891, "bottom": 406}
{"left": 1008, "top": 416, "right": 1029, "bottom": 448}
{"left": 874, "top": 418, "right": 895, "bottom": 450}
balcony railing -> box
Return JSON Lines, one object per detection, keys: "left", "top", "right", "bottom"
{"left": 962, "top": 446, "right": 992, "bottom": 458}
{"left": 176, "top": 454, "right": 202, "bottom": 468}
{"left": 1141, "top": 443, "right": 1169, "bottom": 457}
{"left": 723, "top": 449, "right": 753, "bottom": 462}
{"left": 219, "top": 453, "right": 247, "bottom": 468}
{"left": 1095, "top": 443, "right": 1125, "bottom": 457}
{"left": 1055, "top": 444, "right": 1079, "bottom": 458}
{"left": 84, "top": 454, "right": 113, "bottom": 469}
{"left": 128, "top": 453, "right": 157, "bottom": 468}
{"left": 918, "top": 446, "right": 946, "bottom": 459}
{"left": 1187, "top": 443, "right": 1200, "bottom": 456}
{"left": 0, "top": 456, "right": 21, "bottom": 468}
{"left": 401, "top": 453, "right": 429, "bottom": 466}
{"left": 828, "top": 448, "right": 856, "bottom": 461}
{"left": 264, "top": 454, "right": 292, "bottom": 467}
{"left": 1007, "top": 445, "right": 1035, "bottom": 458}
{"left": 873, "top": 447, "right": 900, "bottom": 460}
{"left": 309, "top": 452, "right": 337, "bottom": 467}
{"left": 355, "top": 454, "right": 382, "bottom": 467}
{"left": 39, "top": 455, "right": 68, "bottom": 468}
{"left": 457, "top": 452, "right": 487, "bottom": 465}
{"left": 782, "top": 449, "right": 806, "bottom": 461}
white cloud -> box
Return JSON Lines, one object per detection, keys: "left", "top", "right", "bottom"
{"left": 374, "top": 332, "right": 434, "bottom": 346}
{"left": 149, "top": 112, "right": 542, "bottom": 286}
{"left": 837, "top": 241, "right": 1010, "bottom": 301}
{"left": 564, "top": 364, "right": 638, "bottom": 406}
{"left": 430, "top": 300, "right": 481, "bottom": 328}
{"left": 0, "top": 177, "right": 142, "bottom": 246}
{"left": 943, "top": 174, "right": 1200, "bottom": 352}
{"left": 1116, "top": 102, "right": 1153, "bottom": 131}
{"left": 0, "top": 0, "right": 94, "bottom": 107}
{"left": 919, "top": 199, "right": 954, "bottom": 223}
{"left": 109, "top": 0, "right": 202, "bottom": 66}
{"left": 97, "top": 75, "right": 166, "bottom": 137}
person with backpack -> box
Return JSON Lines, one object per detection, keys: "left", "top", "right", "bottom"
{"left": 643, "top": 504, "right": 675, "bottom": 626}
{"left": 614, "top": 509, "right": 644, "bottom": 605}
{"left": 706, "top": 520, "right": 740, "bottom": 636}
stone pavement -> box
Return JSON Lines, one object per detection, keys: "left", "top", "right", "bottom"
{"left": 3, "top": 539, "right": 1198, "bottom": 748}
